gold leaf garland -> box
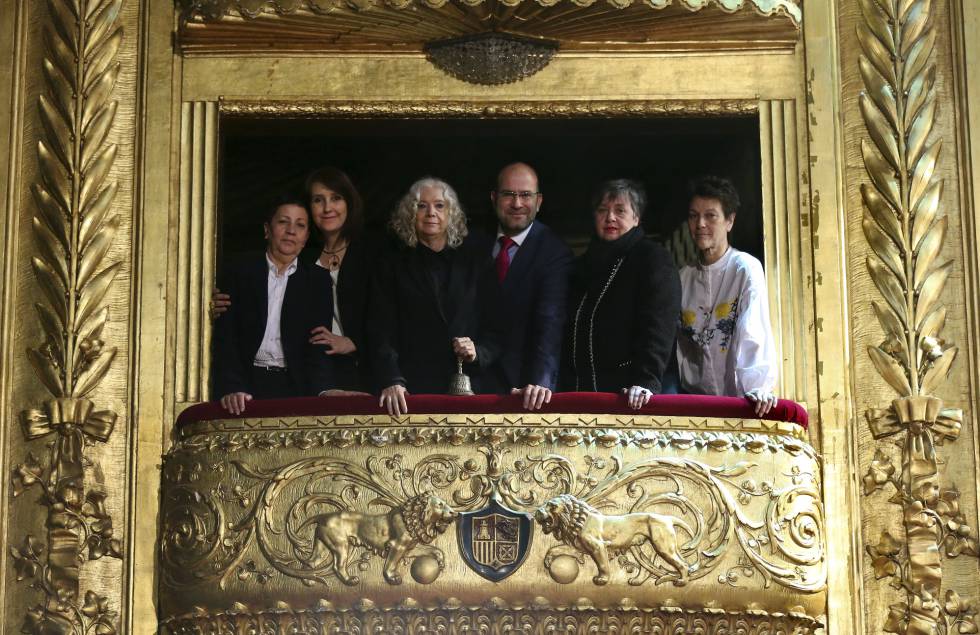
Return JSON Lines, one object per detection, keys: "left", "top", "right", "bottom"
{"left": 10, "top": 0, "right": 125, "bottom": 633}
{"left": 858, "top": 0, "right": 979, "bottom": 633}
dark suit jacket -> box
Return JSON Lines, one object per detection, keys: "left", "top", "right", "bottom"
{"left": 562, "top": 230, "right": 681, "bottom": 394}
{"left": 477, "top": 222, "right": 573, "bottom": 392}
{"left": 368, "top": 240, "right": 488, "bottom": 394}
{"left": 212, "top": 253, "right": 334, "bottom": 398}
{"left": 329, "top": 235, "right": 380, "bottom": 391}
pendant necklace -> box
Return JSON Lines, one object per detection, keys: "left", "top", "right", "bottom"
{"left": 321, "top": 242, "right": 348, "bottom": 271}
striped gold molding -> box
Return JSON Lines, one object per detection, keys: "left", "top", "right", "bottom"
{"left": 175, "top": 101, "right": 218, "bottom": 408}
{"left": 217, "top": 99, "right": 760, "bottom": 119}
{"left": 857, "top": 0, "right": 979, "bottom": 632}
{"left": 178, "top": 412, "right": 810, "bottom": 442}
{"left": 9, "top": 0, "right": 126, "bottom": 633}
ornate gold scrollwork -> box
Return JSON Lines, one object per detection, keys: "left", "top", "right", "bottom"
{"left": 858, "top": 0, "right": 979, "bottom": 633}
{"left": 160, "top": 440, "right": 824, "bottom": 597}
{"left": 10, "top": 0, "right": 124, "bottom": 633}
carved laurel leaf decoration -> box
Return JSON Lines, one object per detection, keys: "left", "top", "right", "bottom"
{"left": 28, "top": 0, "right": 123, "bottom": 401}
{"left": 857, "top": 0, "right": 954, "bottom": 398}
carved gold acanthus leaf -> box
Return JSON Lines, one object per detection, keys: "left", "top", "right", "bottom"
{"left": 176, "top": 0, "right": 800, "bottom": 54}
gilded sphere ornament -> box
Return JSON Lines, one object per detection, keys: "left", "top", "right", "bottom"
{"left": 547, "top": 555, "right": 580, "bottom": 584}
{"left": 410, "top": 555, "right": 441, "bottom": 584}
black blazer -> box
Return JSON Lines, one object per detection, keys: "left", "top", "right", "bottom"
{"left": 477, "top": 222, "right": 573, "bottom": 392}
{"left": 212, "top": 253, "right": 334, "bottom": 398}
{"left": 562, "top": 228, "right": 681, "bottom": 394}
{"left": 328, "top": 235, "right": 380, "bottom": 391}
{"left": 368, "top": 240, "right": 488, "bottom": 394}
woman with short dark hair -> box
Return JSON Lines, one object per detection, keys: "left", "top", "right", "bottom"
{"left": 562, "top": 179, "right": 682, "bottom": 409}
{"left": 677, "top": 175, "right": 778, "bottom": 416}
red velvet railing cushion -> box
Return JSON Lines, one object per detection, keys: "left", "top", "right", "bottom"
{"left": 177, "top": 393, "right": 808, "bottom": 429}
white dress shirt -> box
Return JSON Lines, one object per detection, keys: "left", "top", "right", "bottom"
{"left": 492, "top": 221, "right": 534, "bottom": 260}
{"left": 253, "top": 254, "right": 298, "bottom": 368}
{"left": 676, "top": 247, "right": 777, "bottom": 396}
{"left": 315, "top": 261, "right": 344, "bottom": 336}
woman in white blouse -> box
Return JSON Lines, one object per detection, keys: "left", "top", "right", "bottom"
{"left": 677, "top": 176, "right": 778, "bottom": 416}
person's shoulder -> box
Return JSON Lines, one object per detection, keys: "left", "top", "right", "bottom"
{"left": 729, "top": 248, "right": 764, "bottom": 272}
{"left": 727, "top": 249, "right": 767, "bottom": 284}
{"left": 223, "top": 251, "right": 268, "bottom": 278}
{"left": 631, "top": 236, "right": 674, "bottom": 264}
{"left": 525, "top": 222, "right": 572, "bottom": 264}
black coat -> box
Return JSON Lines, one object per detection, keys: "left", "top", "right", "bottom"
{"left": 212, "top": 253, "right": 335, "bottom": 397}
{"left": 327, "top": 235, "right": 380, "bottom": 391}
{"left": 562, "top": 227, "right": 681, "bottom": 394}
{"left": 368, "top": 240, "right": 489, "bottom": 394}
{"left": 476, "top": 222, "right": 573, "bottom": 392}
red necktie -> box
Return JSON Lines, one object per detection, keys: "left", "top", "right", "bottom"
{"left": 496, "top": 236, "right": 515, "bottom": 283}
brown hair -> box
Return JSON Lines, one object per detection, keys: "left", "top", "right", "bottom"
{"left": 305, "top": 166, "right": 364, "bottom": 240}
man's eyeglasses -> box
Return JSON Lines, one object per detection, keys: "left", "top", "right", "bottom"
{"left": 497, "top": 190, "right": 540, "bottom": 202}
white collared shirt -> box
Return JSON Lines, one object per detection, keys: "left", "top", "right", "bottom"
{"left": 315, "top": 261, "right": 344, "bottom": 336}
{"left": 492, "top": 221, "right": 534, "bottom": 260}
{"left": 253, "top": 253, "right": 299, "bottom": 368}
{"left": 676, "top": 247, "right": 777, "bottom": 396}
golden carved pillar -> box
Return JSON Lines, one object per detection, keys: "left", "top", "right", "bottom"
{"left": 0, "top": 0, "right": 143, "bottom": 632}
{"left": 175, "top": 101, "right": 218, "bottom": 411}
{"left": 835, "top": 0, "right": 980, "bottom": 633}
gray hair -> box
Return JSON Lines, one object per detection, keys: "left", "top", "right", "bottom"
{"left": 390, "top": 177, "right": 469, "bottom": 248}
{"left": 591, "top": 179, "right": 647, "bottom": 220}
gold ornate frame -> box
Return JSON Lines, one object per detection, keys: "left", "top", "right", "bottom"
{"left": 1, "top": 1, "right": 979, "bottom": 633}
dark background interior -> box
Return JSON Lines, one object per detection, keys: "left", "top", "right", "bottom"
{"left": 217, "top": 115, "right": 763, "bottom": 270}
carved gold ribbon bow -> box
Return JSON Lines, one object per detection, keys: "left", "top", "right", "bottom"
{"left": 867, "top": 395, "right": 960, "bottom": 602}
{"left": 866, "top": 396, "right": 962, "bottom": 482}
{"left": 20, "top": 398, "right": 117, "bottom": 443}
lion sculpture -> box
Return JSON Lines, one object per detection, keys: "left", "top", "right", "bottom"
{"left": 296, "top": 493, "right": 457, "bottom": 585}
{"left": 535, "top": 494, "right": 694, "bottom": 586}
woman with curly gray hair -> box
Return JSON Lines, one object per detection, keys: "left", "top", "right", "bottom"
{"left": 369, "top": 177, "right": 491, "bottom": 414}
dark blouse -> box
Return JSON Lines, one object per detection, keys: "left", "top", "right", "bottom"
{"left": 322, "top": 234, "right": 380, "bottom": 392}
{"left": 562, "top": 226, "right": 681, "bottom": 394}
{"left": 367, "top": 239, "right": 488, "bottom": 394}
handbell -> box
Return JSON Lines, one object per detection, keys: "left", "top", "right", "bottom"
{"left": 448, "top": 359, "right": 474, "bottom": 396}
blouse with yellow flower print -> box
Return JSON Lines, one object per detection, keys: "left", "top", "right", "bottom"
{"left": 677, "top": 247, "right": 778, "bottom": 397}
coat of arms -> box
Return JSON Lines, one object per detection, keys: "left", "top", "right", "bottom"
{"left": 456, "top": 498, "right": 532, "bottom": 582}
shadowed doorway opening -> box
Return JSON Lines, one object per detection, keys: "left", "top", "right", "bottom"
{"left": 217, "top": 115, "right": 762, "bottom": 270}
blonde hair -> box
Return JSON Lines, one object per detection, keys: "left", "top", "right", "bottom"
{"left": 390, "top": 177, "right": 468, "bottom": 249}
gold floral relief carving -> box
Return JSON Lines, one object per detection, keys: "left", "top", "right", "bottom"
{"left": 858, "top": 0, "right": 979, "bottom": 633}
{"left": 217, "top": 99, "right": 760, "bottom": 120}
{"left": 9, "top": 0, "right": 125, "bottom": 633}
{"left": 159, "top": 441, "right": 824, "bottom": 597}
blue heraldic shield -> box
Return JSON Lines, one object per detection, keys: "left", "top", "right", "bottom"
{"left": 456, "top": 498, "right": 533, "bottom": 582}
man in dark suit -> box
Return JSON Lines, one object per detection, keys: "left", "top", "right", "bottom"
{"left": 454, "top": 163, "right": 573, "bottom": 409}
{"left": 212, "top": 196, "right": 334, "bottom": 414}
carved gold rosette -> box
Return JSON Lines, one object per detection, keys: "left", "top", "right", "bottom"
{"left": 159, "top": 412, "right": 825, "bottom": 633}
{"left": 857, "top": 0, "right": 980, "bottom": 633}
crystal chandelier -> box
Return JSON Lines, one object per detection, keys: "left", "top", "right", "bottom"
{"left": 424, "top": 32, "right": 559, "bottom": 86}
